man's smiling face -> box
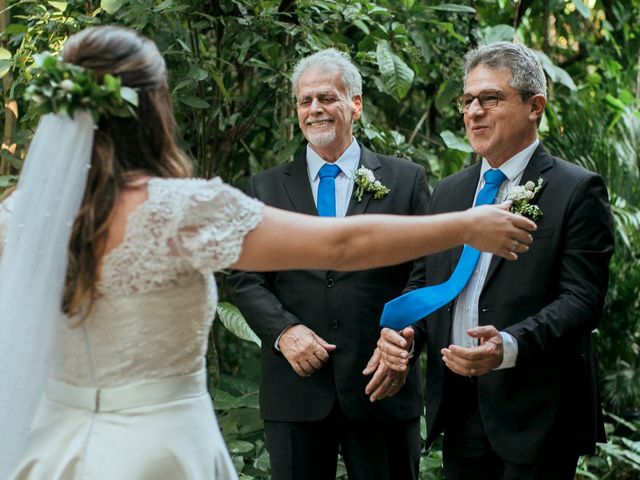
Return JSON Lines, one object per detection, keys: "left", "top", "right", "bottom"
{"left": 296, "top": 67, "right": 362, "bottom": 161}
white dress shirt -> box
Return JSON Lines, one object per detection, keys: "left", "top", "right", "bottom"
{"left": 451, "top": 138, "right": 539, "bottom": 369}
{"left": 305, "top": 139, "right": 360, "bottom": 218}
{"left": 275, "top": 139, "right": 361, "bottom": 349}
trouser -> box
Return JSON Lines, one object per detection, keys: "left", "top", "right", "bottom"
{"left": 442, "top": 372, "right": 578, "bottom": 480}
{"left": 264, "top": 398, "right": 421, "bottom": 480}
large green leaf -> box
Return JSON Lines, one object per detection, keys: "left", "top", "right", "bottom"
{"left": 375, "top": 40, "right": 414, "bottom": 100}
{"left": 0, "top": 175, "right": 19, "bottom": 188}
{"left": 572, "top": 0, "right": 591, "bottom": 19}
{"left": 0, "top": 48, "right": 12, "bottom": 79}
{"left": 48, "top": 1, "right": 67, "bottom": 12}
{"left": 435, "top": 77, "right": 460, "bottom": 113}
{"left": 477, "top": 24, "right": 516, "bottom": 44}
{"left": 101, "top": 0, "right": 124, "bottom": 14}
{"left": 535, "top": 51, "right": 577, "bottom": 91}
{"left": 440, "top": 130, "right": 473, "bottom": 153}
{"left": 427, "top": 4, "right": 475, "bottom": 13}
{"left": 217, "top": 302, "right": 261, "bottom": 346}
{"left": 178, "top": 96, "right": 210, "bottom": 109}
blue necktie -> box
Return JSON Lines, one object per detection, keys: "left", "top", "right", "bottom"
{"left": 380, "top": 169, "right": 507, "bottom": 330}
{"left": 317, "top": 163, "right": 341, "bottom": 217}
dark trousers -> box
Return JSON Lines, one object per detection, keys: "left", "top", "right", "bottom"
{"left": 442, "top": 372, "right": 578, "bottom": 480}
{"left": 264, "top": 398, "right": 421, "bottom": 480}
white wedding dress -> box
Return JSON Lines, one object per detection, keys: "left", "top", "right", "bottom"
{"left": 0, "top": 177, "right": 263, "bottom": 480}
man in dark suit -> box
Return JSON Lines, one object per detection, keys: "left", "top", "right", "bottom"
{"left": 369, "top": 42, "right": 615, "bottom": 479}
{"left": 227, "top": 48, "right": 428, "bottom": 480}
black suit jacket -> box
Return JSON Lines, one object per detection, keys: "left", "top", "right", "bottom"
{"left": 227, "top": 144, "right": 428, "bottom": 422}
{"left": 413, "top": 144, "right": 614, "bottom": 463}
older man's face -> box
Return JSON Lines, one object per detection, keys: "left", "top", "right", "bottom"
{"left": 296, "top": 67, "right": 362, "bottom": 161}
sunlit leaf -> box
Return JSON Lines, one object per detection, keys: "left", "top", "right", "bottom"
{"left": 227, "top": 440, "right": 254, "bottom": 454}
{"left": 101, "top": 0, "right": 124, "bottom": 14}
{"left": 353, "top": 19, "right": 370, "bottom": 35}
{"left": 0, "top": 48, "right": 12, "bottom": 79}
{"left": 572, "top": 0, "right": 591, "bottom": 19}
{"left": 427, "top": 4, "right": 475, "bottom": 13}
{"left": 217, "top": 302, "right": 261, "bottom": 346}
{"left": 440, "top": 130, "right": 473, "bottom": 153}
{"left": 48, "top": 1, "right": 67, "bottom": 12}
{"left": 478, "top": 24, "right": 515, "bottom": 44}
{"left": 535, "top": 51, "right": 577, "bottom": 91}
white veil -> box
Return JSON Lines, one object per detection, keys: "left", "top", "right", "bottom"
{"left": 0, "top": 111, "right": 94, "bottom": 478}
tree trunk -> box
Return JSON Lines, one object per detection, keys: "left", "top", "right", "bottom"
{"left": 0, "top": 0, "right": 17, "bottom": 175}
{"left": 542, "top": 0, "right": 550, "bottom": 54}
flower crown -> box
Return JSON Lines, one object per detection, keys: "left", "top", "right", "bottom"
{"left": 25, "top": 53, "right": 139, "bottom": 123}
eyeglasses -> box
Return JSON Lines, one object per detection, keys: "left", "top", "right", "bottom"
{"left": 456, "top": 89, "right": 535, "bottom": 114}
{"left": 456, "top": 90, "right": 503, "bottom": 114}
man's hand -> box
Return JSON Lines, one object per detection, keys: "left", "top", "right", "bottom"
{"left": 362, "top": 347, "right": 408, "bottom": 402}
{"left": 278, "top": 324, "right": 336, "bottom": 377}
{"left": 377, "top": 327, "right": 414, "bottom": 372}
{"left": 441, "top": 325, "right": 504, "bottom": 376}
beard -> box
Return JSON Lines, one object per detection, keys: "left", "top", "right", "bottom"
{"left": 305, "top": 127, "right": 336, "bottom": 148}
{"left": 304, "top": 115, "right": 337, "bottom": 148}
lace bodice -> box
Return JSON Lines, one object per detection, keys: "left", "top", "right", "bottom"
{"left": 0, "top": 178, "right": 263, "bottom": 387}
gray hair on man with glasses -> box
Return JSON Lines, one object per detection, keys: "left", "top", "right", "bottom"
{"left": 463, "top": 41, "right": 547, "bottom": 100}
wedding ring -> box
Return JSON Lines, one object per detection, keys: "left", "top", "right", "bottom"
{"left": 390, "top": 381, "right": 397, "bottom": 386}
{"left": 469, "top": 368, "right": 476, "bottom": 376}
{"left": 511, "top": 240, "right": 518, "bottom": 251}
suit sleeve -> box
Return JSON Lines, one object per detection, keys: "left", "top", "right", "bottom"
{"left": 226, "top": 176, "right": 301, "bottom": 352}
{"left": 503, "top": 174, "right": 614, "bottom": 367}
{"left": 401, "top": 165, "right": 430, "bottom": 294}
{"left": 409, "top": 178, "right": 441, "bottom": 356}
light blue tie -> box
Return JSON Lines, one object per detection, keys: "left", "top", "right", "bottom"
{"left": 380, "top": 169, "right": 507, "bottom": 330}
{"left": 317, "top": 163, "right": 341, "bottom": 217}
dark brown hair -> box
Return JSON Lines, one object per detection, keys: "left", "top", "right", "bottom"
{"left": 61, "top": 26, "right": 192, "bottom": 318}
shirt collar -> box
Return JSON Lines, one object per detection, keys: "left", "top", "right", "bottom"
{"left": 480, "top": 138, "right": 539, "bottom": 183}
{"left": 307, "top": 138, "right": 361, "bottom": 181}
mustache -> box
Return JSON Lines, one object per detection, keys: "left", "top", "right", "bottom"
{"left": 306, "top": 116, "right": 334, "bottom": 125}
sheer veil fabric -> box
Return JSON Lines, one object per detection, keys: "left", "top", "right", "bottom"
{"left": 0, "top": 111, "right": 94, "bottom": 478}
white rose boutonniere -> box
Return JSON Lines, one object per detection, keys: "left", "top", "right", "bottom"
{"left": 353, "top": 166, "right": 390, "bottom": 202}
{"left": 506, "top": 177, "right": 543, "bottom": 221}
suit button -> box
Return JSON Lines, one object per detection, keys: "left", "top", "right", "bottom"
{"left": 326, "top": 277, "right": 335, "bottom": 288}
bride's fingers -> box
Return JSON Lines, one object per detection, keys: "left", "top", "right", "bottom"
{"left": 510, "top": 213, "right": 537, "bottom": 233}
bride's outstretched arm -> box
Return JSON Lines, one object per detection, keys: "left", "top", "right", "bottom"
{"left": 232, "top": 202, "right": 536, "bottom": 272}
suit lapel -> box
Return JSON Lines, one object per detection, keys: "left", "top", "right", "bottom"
{"left": 483, "top": 143, "right": 554, "bottom": 287}
{"left": 345, "top": 145, "right": 381, "bottom": 216}
{"left": 282, "top": 151, "right": 318, "bottom": 216}
{"left": 448, "top": 164, "right": 482, "bottom": 273}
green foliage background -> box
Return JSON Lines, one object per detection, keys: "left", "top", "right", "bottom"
{"left": 1, "top": 0, "right": 639, "bottom": 478}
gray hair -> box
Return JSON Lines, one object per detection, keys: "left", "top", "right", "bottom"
{"left": 291, "top": 48, "right": 363, "bottom": 99}
{"left": 463, "top": 42, "right": 547, "bottom": 99}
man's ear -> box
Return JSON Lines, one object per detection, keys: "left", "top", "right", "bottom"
{"left": 530, "top": 94, "right": 546, "bottom": 121}
{"left": 352, "top": 95, "right": 363, "bottom": 121}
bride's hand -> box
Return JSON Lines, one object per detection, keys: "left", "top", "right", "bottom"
{"left": 465, "top": 202, "right": 537, "bottom": 260}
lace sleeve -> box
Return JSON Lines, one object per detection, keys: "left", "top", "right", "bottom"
{"left": 0, "top": 193, "right": 15, "bottom": 258}
{"left": 174, "top": 178, "right": 264, "bottom": 273}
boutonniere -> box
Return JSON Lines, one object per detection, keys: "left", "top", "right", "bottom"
{"left": 506, "top": 177, "right": 543, "bottom": 221}
{"left": 353, "top": 166, "right": 390, "bottom": 202}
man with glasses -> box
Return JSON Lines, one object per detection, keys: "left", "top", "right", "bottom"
{"left": 228, "top": 48, "right": 428, "bottom": 480}
{"left": 369, "top": 42, "right": 614, "bottom": 479}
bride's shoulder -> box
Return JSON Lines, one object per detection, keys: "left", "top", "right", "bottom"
{"left": 147, "top": 177, "right": 249, "bottom": 205}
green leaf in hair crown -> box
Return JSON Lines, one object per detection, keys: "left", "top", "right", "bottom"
{"left": 25, "top": 53, "right": 139, "bottom": 122}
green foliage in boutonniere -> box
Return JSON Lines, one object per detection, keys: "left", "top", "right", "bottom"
{"left": 353, "top": 166, "right": 390, "bottom": 202}
{"left": 507, "top": 177, "right": 543, "bottom": 221}
{"left": 25, "top": 53, "right": 138, "bottom": 123}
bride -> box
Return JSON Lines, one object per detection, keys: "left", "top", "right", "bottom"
{"left": 0, "top": 26, "right": 535, "bottom": 479}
